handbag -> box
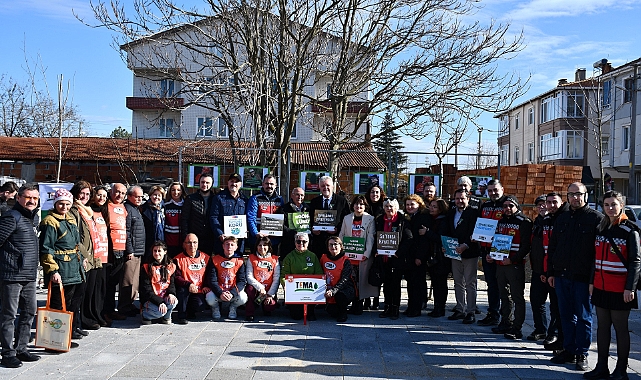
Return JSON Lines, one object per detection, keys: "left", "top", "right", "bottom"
{"left": 35, "top": 282, "right": 73, "bottom": 352}
{"left": 368, "top": 256, "right": 385, "bottom": 287}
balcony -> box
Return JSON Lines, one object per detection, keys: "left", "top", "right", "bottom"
{"left": 311, "top": 101, "right": 370, "bottom": 114}
{"left": 126, "top": 97, "right": 185, "bottom": 110}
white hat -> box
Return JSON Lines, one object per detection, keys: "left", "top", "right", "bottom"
{"left": 53, "top": 188, "right": 73, "bottom": 204}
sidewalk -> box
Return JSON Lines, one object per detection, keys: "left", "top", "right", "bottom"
{"left": 1, "top": 279, "right": 640, "bottom": 380}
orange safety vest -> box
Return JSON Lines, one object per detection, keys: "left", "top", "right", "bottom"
{"left": 247, "top": 254, "right": 278, "bottom": 291}
{"left": 107, "top": 203, "right": 127, "bottom": 251}
{"left": 211, "top": 255, "right": 244, "bottom": 292}
{"left": 321, "top": 254, "right": 349, "bottom": 304}
{"left": 174, "top": 252, "right": 210, "bottom": 292}
{"left": 79, "top": 211, "right": 108, "bottom": 264}
{"left": 93, "top": 214, "right": 109, "bottom": 263}
{"left": 143, "top": 262, "right": 177, "bottom": 298}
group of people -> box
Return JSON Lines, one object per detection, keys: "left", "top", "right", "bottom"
{"left": 0, "top": 173, "right": 637, "bottom": 379}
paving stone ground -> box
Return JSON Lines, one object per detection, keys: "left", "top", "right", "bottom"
{"left": 1, "top": 278, "right": 640, "bottom": 379}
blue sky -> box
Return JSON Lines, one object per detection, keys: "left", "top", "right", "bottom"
{"left": 1, "top": 0, "right": 640, "bottom": 154}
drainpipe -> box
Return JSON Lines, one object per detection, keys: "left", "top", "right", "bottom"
{"left": 628, "top": 64, "right": 639, "bottom": 204}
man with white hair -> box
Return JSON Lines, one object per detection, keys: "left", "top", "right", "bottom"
{"left": 308, "top": 176, "right": 349, "bottom": 258}
{"left": 456, "top": 176, "right": 481, "bottom": 209}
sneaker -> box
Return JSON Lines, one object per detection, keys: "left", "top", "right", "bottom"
{"left": 575, "top": 355, "right": 589, "bottom": 371}
{"left": 448, "top": 311, "right": 465, "bottom": 320}
{"left": 543, "top": 335, "right": 558, "bottom": 345}
{"left": 526, "top": 331, "right": 547, "bottom": 341}
{"left": 228, "top": 306, "right": 237, "bottom": 319}
{"left": 550, "top": 350, "right": 577, "bottom": 364}
{"left": 141, "top": 318, "right": 152, "bottom": 325}
{"left": 212, "top": 308, "right": 221, "bottom": 319}
{"left": 477, "top": 314, "right": 500, "bottom": 326}
{"left": 160, "top": 318, "right": 171, "bottom": 324}
{"left": 462, "top": 313, "right": 475, "bottom": 324}
{"left": 504, "top": 328, "right": 523, "bottom": 340}
{"left": 1, "top": 356, "right": 22, "bottom": 368}
{"left": 16, "top": 351, "right": 40, "bottom": 362}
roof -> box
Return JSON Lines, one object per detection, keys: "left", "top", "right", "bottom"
{"left": 494, "top": 78, "right": 600, "bottom": 118}
{"left": 600, "top": 57, "right": 641, "bottom": 78}
{"left": 0, "top": 137, "right": 385, "bottom": 169}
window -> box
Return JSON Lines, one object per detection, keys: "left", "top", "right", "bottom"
{"left": 160, "top": 79, "right": 174, "bottom": 97}
{"left": 624, "top": 78, "right": 634, "bottom": 103}
{"left": 603, "top": 80, "right": 612, "bottom": 107}
{"left": 623, "top": 125, "right": 630, "bottom": 150}
{"left": 566, "top": 91, "right": 584, "bottom": 117}
{"left": 498, "top": 115, "right": 509, "bottom": 137}
{"left": 540, "top": 133, "right": 561, "bottom": 160}
{"left": 159, "top": 119, "right": 174, "bottom": 138}
{"left": 218, "top": 118, "right": 228, "bottom": 138}
{"left": 199, "top": 77, "right": 215, "bottom": 94}
{"left": 528, "top": 142, "right": 535, "bottom": 162}
{"left": 515, "top": 113, "right": 520, "bottom": 130}
{"left": 541, "top": 94, "right": 558, "bottom": 123}
{"left": 601, "top": 136, "right": 609, "bottom": 154}
{"left": 514, "top": 146, "right": 520, "bottom": 164}
{"left": 528, "top": 107, "right": 534, "bottom": 125}
{"left": 326, "top": 83, "right": 332, "bottom": 99}
{"left": 499, "top": 145, "right": 509, "bottom": 165}
{"left": 565, "top": 130, "right": 583, "bottom": 159}
{"left": 197, "top": 117, "right": 213, "bottom": 137}
{"left": 290, "top": 123, "right": 297, "bottom": 139}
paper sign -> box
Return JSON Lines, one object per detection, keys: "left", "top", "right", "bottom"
{"left": 313, "top": 210, "right": 337, "bottom": 231}
{"left": 490, "top": 234, "right": 513, "bottom": 261}
{"left": 260, "top": 214, "right": 284, "bottom": 236}
{"left": 472, "top": 218, "right": 498, "bottom": 242}
{"left": 441, "top": 236, "right": 461, "bottom": 261}
{"left": 224, "top": 215, "right": 247, "bottom": 239}
{"left": 289, "top": 212, "right": 311, "bottom": 233}
{"left": 344, "top": 236, "right": 366, "bottom": 261}
{"left": 284, "top": 275, "right": 326, "bottom": 304}
{"left": 376, "top": 231, "right": 399, "bottom": 256}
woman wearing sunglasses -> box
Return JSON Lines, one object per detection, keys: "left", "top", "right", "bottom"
{"left": 280, "top": 232, "right": 322, "bottom": 320}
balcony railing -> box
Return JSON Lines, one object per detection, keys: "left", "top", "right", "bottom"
{"left": 311, "top": 101, "right": 370, "bottom": 114}
{"left": 126, "top": 97, "right": 184, "bottom": 110}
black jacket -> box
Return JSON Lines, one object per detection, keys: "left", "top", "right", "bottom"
{"left": 548, "top": 204, "right": 604, "bottom": 282}
{"left": 281, "top": 201, "right": 310, "bottom": 258}
{"left": 444, "top": 206, "right": 480, "bottom": 259}
{"left": 309, "top": 194, "right": 350, "bottom": 257}
{"left": 125, "top": 200, "right": 146, "bottom": 257}
{"left": 373, "top": 212, "right": 410, "bottom": 268}
{"left": 425, "top": 214, "right": 449, "bottom": 267}
{"left": 530, "top": 214, "right": 546, "bottom": 274}
{"left": 0, "top": 203, "right": 39, "bottom": 282}
{"left": 141, "top": 201, "right": 164, "bottom": 256}
{"left": 404, "top": 210, "right": 431, "bottom": 265}
{"left": 496, "top": 211, "right": 532, "bottom": 264}
{"left": 139, "top": 260, "right": 177, "bottom": 306}
{"left": 182, "top": 191, "right": 215, "bottom": 254}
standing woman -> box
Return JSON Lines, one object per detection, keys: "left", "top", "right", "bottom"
{"left": 141, "top": 185, "right": 166, "bottom": 256}
{"left": 374, "top": 198, "right": 407, "bottom": 320}
{"left": 40, "top": 188, "right": 85, "bottom": 341}
{"left": 89, "top": 185, "right": 110, "bottom": 326}
{"left": 425, "top": 199, "right": 450, "bottom": 317}
{"left": 70, "top": 181, "right": 107, "bottom": 332}
{"left": 585, "top": 191, "right": 640, "bottom": 380}
{"left": 402, "top": 194, "right": 430, "bottom": 317}
{"left": 365, "top": 185, "right": 386, "bottom": 309}
{"left": 164, "top": 182, "right": 185, "bottom": 258}
{"left": 339, "top": 195, "right": 377, "bottom": 314}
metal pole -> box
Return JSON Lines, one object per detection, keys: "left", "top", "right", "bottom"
{"left": 629, "top": 64, "right": 638, "bottom": 204}
{"left": 178, "top": 146, "right": 183, "bottom": 184}
{"left": 285, "top": 147, "right": 291, "bottom": 197}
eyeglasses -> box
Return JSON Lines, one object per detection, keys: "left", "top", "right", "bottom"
{"left": 568, "top": 192, "right": 585, "bottom": 198}
{"left": 22, "top": 196, "right": 39, "bottom": 201}
{"left": 295, "top": 240, "right": 308, "bottom": 244}
{"left": 503, "top": 204, "right": 516, "bottom": 209}
{"left": 329, "top": 243, "right": 341, "bottom": 247}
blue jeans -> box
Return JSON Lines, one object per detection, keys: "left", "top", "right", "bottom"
{"left": 1, "top": 281, "right": 36, "bottom": 358}
{"left": 555, "top": 276, "right": 592, "bottom": 355}
{"left": 141, "top": 300, "right": 176, "bottom": 320}
{"left": 482, "top": 257, "right": 500, "bottom": 317}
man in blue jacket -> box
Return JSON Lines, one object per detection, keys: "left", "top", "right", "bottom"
{"left": 246, "top": 174, "right": 284, "bottom": 252}
{"left": 0, "top": 184, "right": 41, "bottom": 368}
{"left": 211, "top": 173, "right": 248, "bottom": 257}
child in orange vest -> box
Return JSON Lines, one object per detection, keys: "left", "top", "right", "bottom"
{"left": 139, "top": 241, "right": 178, "bottom": 324}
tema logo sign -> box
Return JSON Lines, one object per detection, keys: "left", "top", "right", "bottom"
{"left": 294, "top": 281, "right": 319, "bottom": 292}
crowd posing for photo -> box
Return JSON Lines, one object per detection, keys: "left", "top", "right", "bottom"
{"left": 0, "top": 174, "right": 638, "bottom": 380}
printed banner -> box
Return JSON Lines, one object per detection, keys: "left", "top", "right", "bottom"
{"left": 409, "top": 175, "right": 441, "bottom": 196}
{"left": 471, "top": 218, "right": 498, "bottom": 243}
{"left": 239, "top": 167, "right": 269, "bottom": 190}
{"left": 354, "top": 172, "right": 385, "bottom": 194}
{"left": 313, "top": 210, "right": 337, "bottom": 231}
{"left": 376, "top": 231, "right": 400, "bottom": 256}
{"left": 441, "top": 236, "right": 461, "bottom": 261}
{"left": 260, "top": 213, "right": 284, "bottom": 236}
{"left": 344, "top": 236, "right": 366, "bottom": 261}
{"left": 187, "top": 165, "right": 219, "bottom": 188}
{"left": 223, "top": 215, "right": 248, "bottom": 239}
{"left": 300, "top": 172, "right": 329, "bottom": 193}
{"left": 38, "top": 183, "right": 73, "bottom": 219}
{"left": 284, "top": 275, "right": 326, "bottom": 304}
{"left": 490, "top": 234, "right": 513, "bottom": 261}
{"left": 289, "top": 212, "right": 311, "bottom": 233}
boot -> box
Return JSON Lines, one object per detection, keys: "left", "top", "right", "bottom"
{"left": 372, "top": 297, "right": 380, "bottom": 310}
{"left": 363, "top": 298, "right": 371, "bottom": 310}
{"left": 379, "top": 305, "right": 390, "bottom": 318}
{"left": 228, "top": 305, "right": 238, "bottom": 319}
{"left": 211, "top": 302, "right": 221, "bottom": 319}
{"left": 582, "top": 362, "right": 609, "bottom": 380}
{"left": 390, "top": 306, "right": 400, "bottom": 320}
{"left": 349, "top": 300, "right": 364, "bottom": 315}
{"left": 609, "top": 364, "right": 629, "bottom": 380}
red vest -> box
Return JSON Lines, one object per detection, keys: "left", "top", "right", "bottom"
{"left": 107, "top": 203, "right": 127, "bottom": 251}
{"left": 247, "top": 254, "right": 278, "bottom": 291}
{"left": 164, "top": 205, "right": 181, "bottom": 247}
{"left": 541, "top": 224, "right": 553, "bottom": 272}
{"left": 594, "top": 232, "right": 629, "bottom": 293}
{"left": 211, "top": 255, "right": 244, "bottom": 292}
{"left": 174, "top": 252, "right": 210, "bottom": 292}
{"left": 321, "top": 254, "right": 349, "bottom": 304}
{"left": 143, "top": 262, "right": 177, "bottom": 298}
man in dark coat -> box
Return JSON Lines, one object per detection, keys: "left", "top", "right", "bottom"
{"left": 309, "top": 176, "right": 350, "bottom": 259}
{"left": 210, "top": 173, "right": 249, "bottom": 257}
{"left": 119, "top": 185, "right": 146, "bottom": 316}
{"left": 0, "top": 184, "right": 41, "bottom": 368}
{"left": 182, "top": 173, "right": 215, "bottom": 254}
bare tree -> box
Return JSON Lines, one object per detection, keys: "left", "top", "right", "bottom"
{"left": 83, "top": 0, "right": 526, "bottom": 182}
